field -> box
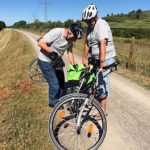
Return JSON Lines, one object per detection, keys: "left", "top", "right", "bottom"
{"left": 104, "top": 10, "right": 150, "bottom": 29}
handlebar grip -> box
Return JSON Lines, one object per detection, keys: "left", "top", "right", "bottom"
{"left": 103, "top": 62, "right": 118, "bottom": 70}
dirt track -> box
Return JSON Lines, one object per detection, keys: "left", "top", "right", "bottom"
{"left": 17, "top": 30, "right": 150, "bottom": 150}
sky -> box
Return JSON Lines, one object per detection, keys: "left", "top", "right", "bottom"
{"left": 0, "top": 0, "right": 150, "bottom": 26}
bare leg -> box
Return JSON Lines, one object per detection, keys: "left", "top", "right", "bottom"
{"left": 100, "top": 98, "right": 106, "bottom": 112}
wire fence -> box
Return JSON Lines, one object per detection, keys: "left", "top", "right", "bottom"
{"left": 114, "top": 37, "right": 150, "bottom": 76}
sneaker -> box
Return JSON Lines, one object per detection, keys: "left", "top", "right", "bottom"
{"left": 49, "top": 104, "right": 54, "bottom": 108}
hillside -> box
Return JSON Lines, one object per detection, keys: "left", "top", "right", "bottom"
{"left": 103, "top": 10, "right": 150, "bottom": 28}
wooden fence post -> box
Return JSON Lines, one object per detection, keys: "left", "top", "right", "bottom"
{"left": 126, "top": 37, "right": 135, "bottom": 69}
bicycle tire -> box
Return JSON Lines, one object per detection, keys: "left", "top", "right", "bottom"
{"left": 49, "top": 93, "right": 107, "bottom": 150}
{"left": 28, "top": 58, "right": 46, "bottom": 82}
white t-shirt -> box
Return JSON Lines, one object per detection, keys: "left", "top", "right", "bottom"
{"left": 86, "top": 18, "right": 116, "bottom": 60}
{"left": 38, "top": 28, "right": 73, "bottom": 62}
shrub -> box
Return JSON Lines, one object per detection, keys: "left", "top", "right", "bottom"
{"left": 112, "top": 28, "right": 150, "bottom": 39}
{"left": 0, "top": 21, "right": 6, "bottom": 30}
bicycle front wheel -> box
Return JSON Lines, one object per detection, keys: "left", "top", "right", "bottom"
{"left": 49, "top": 93, "right": 107, "bottom": 150}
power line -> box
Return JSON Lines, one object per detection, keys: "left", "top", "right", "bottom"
{"left": 44, "top": 0, "right": 48, "bottom": 22}
{"left": 40, "top": 0, "right": 53, "bottom": 22}
{"left": 40, "top": 0, "right": 49, "bottom": 22}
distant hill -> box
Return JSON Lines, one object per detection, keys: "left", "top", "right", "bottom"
{"left": 103, "top": 10, "right": 150, "bottom": 28}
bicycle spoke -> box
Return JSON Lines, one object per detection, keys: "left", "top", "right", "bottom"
{"left": 28, "top": 58, "right": 46, "bottom": 82}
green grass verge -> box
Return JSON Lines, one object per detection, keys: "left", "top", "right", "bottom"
{"left": 0, "top": 29, "right": 55, "bottom": 150}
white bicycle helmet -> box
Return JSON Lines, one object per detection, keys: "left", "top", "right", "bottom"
{"left": 82, "top": 4, "right": 98, "bottom": 20}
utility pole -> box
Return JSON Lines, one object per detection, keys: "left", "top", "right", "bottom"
{"left": 44, "top": 0, "right": 48, "bottom": 22}
{"left": 40, "top": 0, "right": 50, "bottom": 22}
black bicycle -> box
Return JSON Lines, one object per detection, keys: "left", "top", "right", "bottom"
{"left": 28, "top": 58, "right": 46, "bottom": 82}
{"left": 49, "top": 57, "right": 118, "bottom": 150}
{"left": 28, "top": 55, "right": 65, "bottom": 83}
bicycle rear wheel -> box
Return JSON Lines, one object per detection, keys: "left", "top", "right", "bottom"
{"left": 49, "top": 93, "right": 107, "bottom": 150}
{"left": 28, "top": 58, "right": 46, "bottom": 82}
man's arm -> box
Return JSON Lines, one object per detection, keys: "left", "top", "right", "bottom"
{"left": 100, "top": 39, "right": 107, "bottom": 68}
{"left": 82, "top": 43, "right": 89, "bottom": 65}
{"left": 38, "top": 39, "right": 53, "bottom": 53}
{"left": 67, "top": 50, "right": 75, "bottom": 65}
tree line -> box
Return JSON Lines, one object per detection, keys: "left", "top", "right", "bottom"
{"left": 105, "top": 9, "right": 143, "bottom": 21}
{"left": 12, "top": 19, "right": 85, "bottom": 30}
{"left": 0, "top": 21, "right": 6, "bottom": 30}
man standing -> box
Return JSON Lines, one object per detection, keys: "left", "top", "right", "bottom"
{"left": 38, "top": 24, "right": 83, "bottom": 107}
{"left": 82, "top": 4, "right": 116, "bottom": 114}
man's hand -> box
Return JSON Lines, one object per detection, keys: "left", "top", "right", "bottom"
{"left": 38, "top": 38, "right": 52, "bottom": 53}
{"left": 73, "top": 64, "right": 78, "bottom": 71}
{"left": 100, "top": 61, "right": 107, "bottom": 70}
{"left": 82, "top": 57, "right": 87, "bottom": 66}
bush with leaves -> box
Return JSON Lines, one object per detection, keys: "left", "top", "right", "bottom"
{"left": 0, "top": 21, "right": 6, "bottom": 30}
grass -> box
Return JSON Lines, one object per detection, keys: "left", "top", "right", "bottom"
{"left": 104, "top": 10, "right": 150, "bottom": 28}
{"left": 116, "top": 66, "right": 150, "bottom": 89}
{"left": 0, "top": 29, "right": 55, "bottom": 150}
{"left": 109, "top": 21, "right": 150, "bottom": 28}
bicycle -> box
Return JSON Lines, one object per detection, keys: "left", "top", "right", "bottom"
{"left": 28, "top": 58, "right": 46, "bottom": 82}
{"left": 49, "top": 57, "right": 118, "bottom": 150}
{"left": 28, "top": 57, "right": 65, "bottom": 83}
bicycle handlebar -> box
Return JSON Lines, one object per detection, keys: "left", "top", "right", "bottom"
{"left": 86, "top": 61, "right": 118, "bottom": 73}
{"left": 103, "top": 61, "right": 118, "bottom": 70}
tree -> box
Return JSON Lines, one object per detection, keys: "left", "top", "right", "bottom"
{"left": 33, "top": 19, "right": 41, "bottom": 29}
{"left": 75, "top": 20, "right": 82, "bottom": 26}
{"left": 136, "top": 9, "right": 142, "bottom": 19}
{"left": 55, "top": 21, "right": 63, "bottom": 27}
{"left": 131, "top": 10, "right": 136, "bottom": 14}
{"left": 64, "top": 19, "right": 74, "bottom": 27}
{"left": 13, "top": 20, "right": 27, "bottom": 28}
{"left": 0, "top": 21, "right": 6, "bottom": 30}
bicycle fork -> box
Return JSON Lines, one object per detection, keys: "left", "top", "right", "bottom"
{"left": 76, "top": 97, "right": 91, "bottom": 134}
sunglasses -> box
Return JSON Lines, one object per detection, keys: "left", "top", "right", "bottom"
{"left": 85, "top": 19, "right": 93, "bottom": 24}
